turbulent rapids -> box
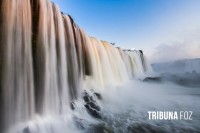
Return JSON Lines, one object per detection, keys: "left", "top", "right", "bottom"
{"left": 0, "top": 0, "right": 154, "bottom": 132}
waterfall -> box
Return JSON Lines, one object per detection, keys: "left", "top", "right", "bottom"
{"left": 0, "top": 0, "right": 34, "bottom": 131}
{"left": 0, "top": 0, "right": 154, "bottom": 132}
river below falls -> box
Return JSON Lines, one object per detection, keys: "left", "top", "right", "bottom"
{"left": 14, "top": 79, "right": 200, "bottom": 133}
{"left": 93, "top": 80, "right": 200, "bottom": 133}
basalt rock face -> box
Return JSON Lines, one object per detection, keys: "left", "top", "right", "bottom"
{"left": 94, "top": 92, "right": 102, "bottom": 100}
{"left": 23, "top": 127, "right": 31, "bottom": 133}
{"left": 83, "top": 91, "right": 102, "bottom": 119}
{"left": 143, "top": 77, "right": 162, "bottom": 82}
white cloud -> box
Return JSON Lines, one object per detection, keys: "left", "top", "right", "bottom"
{"left": 150, "top": 31, "right": 200, "bottom": 63}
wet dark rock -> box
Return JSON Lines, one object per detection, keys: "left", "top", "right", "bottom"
{"left": 83, "top": 95, "right": 90, "bottom": 103}
{"left": 89, "top": 96, "right": 95, "bottom": 102}
{"left": 23, "top": 127, "right": 30, "bottom": 133}
{"left": 143, "top": 77, "right": 162, "bottom": 82}
{"left": 94, "top": 92, "right": 102, "bottom": 100}
{"left": 82, "top": 90, "right": 102, "bottom": 119}
{"left": 70, "top": 102, "right": 75, "bottom": 110}
{"left": 85, "top": 104, "right": 101, "bottom": 119}
{"left": 83, "top": 91, "right": 90, "bottom": 102}
{"left": 87, "top": 102, "right": 100, "bottom": 111}
{"left": 139, "top": 50, "right": 143, "bottom": 55}
{"left": 83, "top": 90, "right": 102, "bottom": 103}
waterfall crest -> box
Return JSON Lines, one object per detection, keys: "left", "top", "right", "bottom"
{"left": 0, "top": 0, "right": 154, "bottom": 132}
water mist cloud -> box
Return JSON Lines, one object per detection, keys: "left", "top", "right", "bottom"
{"left": 150, "top": 31, "right": 200, "bottom": 63}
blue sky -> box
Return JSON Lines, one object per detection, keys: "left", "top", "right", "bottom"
{"left": 52, "top": 0, "right": 200, "bottom": 62}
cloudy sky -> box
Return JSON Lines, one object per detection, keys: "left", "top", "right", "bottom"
{"left": 52, "top": 0, "right": 200, "bottom": 63}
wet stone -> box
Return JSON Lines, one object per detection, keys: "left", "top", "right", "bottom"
{"left": 94, "top": 93, "right": 102, "bottom": 100}
{"left": 83, "top": 95, "right": 90, "bottom": 103}
{"left": 70, "top": 102, "right": 75, "bottom": 110}
{"left": 82, "top": 90, "right": 102, "bottom": 119}
{"left": 85, "top": 104, "right": 101, "bottom": 119}
{"left": 23, "top": 127, "right": 30, "bottom": 133}
{"left": 87, "top": 102, "right": 100, "bottom": 111}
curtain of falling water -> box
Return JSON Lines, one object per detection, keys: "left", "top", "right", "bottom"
{"left": 35, "top": 0, "right": 60, "bottom": 115}
{"left": 90, "top": 38, "right": 115, "bottom": 86}
{"left": 118, "top": 48, "right": 134, "bottom": 79}
{"left": 0, "top": 0, "right": 154, "bottom": 132}
{"left": 80, "top": 30, "right": 105, "bottom": 88}
{"left": 63, "top": 15, "right": 80, "bottom": 100}
{"left": 52, "top": 4, "right": 69, "bottom": 114}
{"left": 126, "top": 50, "right": 152, "bottom": 79}
{"left": 0, "top": 0, "right": 34, "bottom": 131}
{"left": 102, "top": 41, "right": 129, "bottom": 83}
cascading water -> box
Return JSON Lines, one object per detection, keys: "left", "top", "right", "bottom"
{"left": 2, "top": 0, "right": 193, "bottom": 133}
{"left": 0, "top": 0, "right": 34, "bottom": 132}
